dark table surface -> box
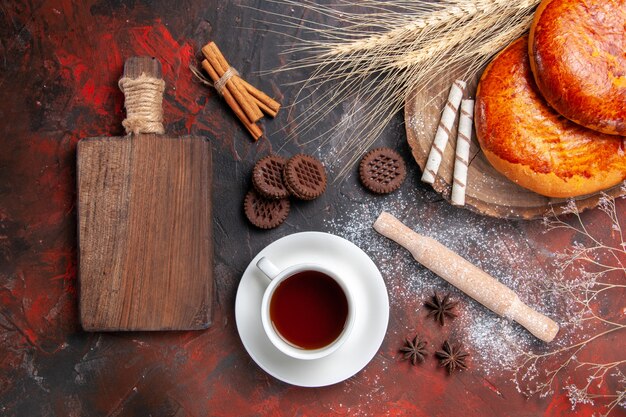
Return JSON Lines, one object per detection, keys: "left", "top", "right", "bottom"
{"left": 1, "top": 1, "right": 624, "bottom": 416}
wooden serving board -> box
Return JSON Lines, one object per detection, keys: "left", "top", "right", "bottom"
{"left": 405, "top": 72, "right": 626, "bottom": 220}
{"left": 77, "top": 57, "right": 213, "bottom": 331}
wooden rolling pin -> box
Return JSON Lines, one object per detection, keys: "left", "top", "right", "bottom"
{"left": 374, "top": 212, "right": 559, "bottom": 343}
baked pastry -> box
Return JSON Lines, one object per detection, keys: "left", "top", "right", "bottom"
{"left": 529, "top": 0, "right": 626, "bottom": 135}
{"left": 475, "top": 36, "right": 626, "bottom": 198}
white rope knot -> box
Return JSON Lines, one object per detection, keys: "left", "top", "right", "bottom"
{"left": 118, "top": 74, "right": 166, "bottom": 135}
{"left": 214, "top": 66, "right": 240, "bottom": 96}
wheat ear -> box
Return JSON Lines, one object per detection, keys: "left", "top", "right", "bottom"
{"left": 259, "top": 0, "right": 540, "bottom": 179}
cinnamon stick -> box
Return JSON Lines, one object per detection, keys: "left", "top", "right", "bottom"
{"left": 202, "top": 43, "right": 263, "bottom": 123}
{"left": 246, "top": 90, "right": 277, "bottom": 118}
{"left": 240, "top": 79, "right": 281, "bottom": 117}
{"left": 201, "top": 60, "right": 262, "bottom": 140}
{"left": 207, "top": 42, "right": 280, "bottom": 117}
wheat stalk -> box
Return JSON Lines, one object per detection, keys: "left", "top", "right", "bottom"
{"left": 326, "top": 0, "right": 537, "bottom": 56}
{"left": 258, "top": 0, "right": 540, "bottom": 178}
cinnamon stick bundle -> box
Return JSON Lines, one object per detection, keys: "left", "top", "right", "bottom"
{"left": 200, "top": 42, "right": 281, "bottom": 141}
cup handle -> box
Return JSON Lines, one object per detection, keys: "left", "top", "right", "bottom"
{"left": 256, "top": 257, "right": 281, "bottom": 280}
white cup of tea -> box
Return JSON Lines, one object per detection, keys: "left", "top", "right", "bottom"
{"left": 256, "top": 257, "right": 356, "bottom": 360}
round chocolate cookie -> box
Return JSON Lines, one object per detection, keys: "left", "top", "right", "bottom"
{"left": 359, "top": 147, "right": 406, "bottom": 194}
{"left": 252, "top": 155, "right": 289, "bottom": 199}
{"left": 244, "top": 189, "right": 290, "bottom": 229}
{"left": 283, "top": 154, "right": 327, "bottom": 200}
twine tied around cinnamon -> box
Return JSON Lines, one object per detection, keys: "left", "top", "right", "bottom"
{"left": 193, "top": 64, "right": 241, "bottom": 96}
{"left": 118, "top": 73, "right": 165, "bottom": 135}
{"left": 214, "top": 66, "right": 240, "bottom": 96}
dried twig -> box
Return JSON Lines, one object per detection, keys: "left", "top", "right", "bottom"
{"left": 513, "top": 189, "right": 626, "bottom": 416}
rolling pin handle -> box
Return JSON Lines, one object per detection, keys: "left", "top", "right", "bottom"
{"left": 506, "top": 298, "right": 559, "bottom": 343}
{"left": 374, "top": 211, "right": 560, "bottom": 343}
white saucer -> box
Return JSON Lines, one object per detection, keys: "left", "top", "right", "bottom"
{"left": 235, "top": 232, "right": 389, "bottom": 387}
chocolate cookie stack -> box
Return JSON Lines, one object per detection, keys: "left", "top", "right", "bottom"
{"left": 244, "top": 154, "right": 327, "bottom": 229}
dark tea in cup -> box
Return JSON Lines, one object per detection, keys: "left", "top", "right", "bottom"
{"left": 269, "top": 270, "right": 349, "bottom": 350}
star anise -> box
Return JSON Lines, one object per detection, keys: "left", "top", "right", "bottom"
{"left": 424, "top": 291, "right": 458, "bottom": 326}
{"left": 435, "top": 340, "right": 469, "bottom": 374}
{"left": 399, "top": 335, "right": 428, "bottom": 365}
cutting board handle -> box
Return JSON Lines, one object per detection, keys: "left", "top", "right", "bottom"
{"left": 118, "top": 56, "right": 165, "bottom": 135}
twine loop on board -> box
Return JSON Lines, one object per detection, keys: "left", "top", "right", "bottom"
{"left": 118, "top": 74, "right": 166, "bottom": 135}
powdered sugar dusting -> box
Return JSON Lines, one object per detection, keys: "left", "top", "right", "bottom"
{"left": 323, "top": 185, "right": 561, "bottom": 375}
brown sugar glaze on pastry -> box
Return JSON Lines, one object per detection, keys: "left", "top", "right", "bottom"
{"left": 529, "top": 0, "right": 626, "bottom": 135}
{"left": 475, "top": 36, "right": 626, "bottom": 198}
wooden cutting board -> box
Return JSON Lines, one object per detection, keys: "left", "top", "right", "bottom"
{"left": 405, "top": 69, "right": 626, "bottom": 220}
{"left": 77, "top": 57, "right": 213, "bottom": 331}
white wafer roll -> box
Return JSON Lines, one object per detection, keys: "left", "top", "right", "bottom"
{"left": 451, "top": 99, "right": 475, "bottom": 206}
{"left": 421, "top": 80, "right": 466, "bottom": 184}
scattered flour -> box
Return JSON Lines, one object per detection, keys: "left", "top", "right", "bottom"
{"left": 322, "top": 186, "right": 562, "bottom": 376}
